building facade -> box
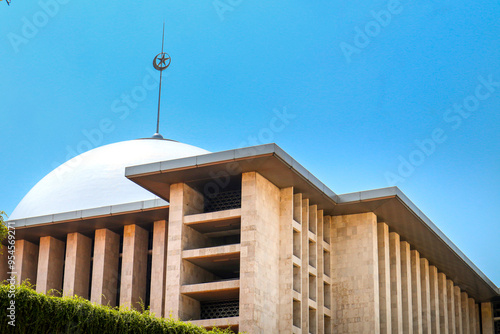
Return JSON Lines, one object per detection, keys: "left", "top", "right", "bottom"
{"left": 4, "top": 139, "right": 499, "bottom": 333}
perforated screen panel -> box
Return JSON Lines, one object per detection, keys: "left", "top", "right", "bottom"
{"left": 200, "top": 299, "right": 239, "bottom": 320}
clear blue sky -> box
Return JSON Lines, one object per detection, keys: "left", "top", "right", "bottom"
{"left": 1, "top": 1, "right": 499, "bottom": 284}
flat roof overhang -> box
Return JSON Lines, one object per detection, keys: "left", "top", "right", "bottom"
{"left": 8, "top": 199, "right": 169, "bottom": 243}
{"left": 126, "top": 143, "right": 499, "bottom": 302}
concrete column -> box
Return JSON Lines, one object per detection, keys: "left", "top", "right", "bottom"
{"left": 331, "top": 213, "right": 380, "bottom": 334}
{"left": 468, "top": 299, "right": 476, "bottom": 334}
{"left": 91, "top": 228, "right": 120, "bottom": 306}
{"left": 453, "top": 286, "right": 463, "bottom": 334}
{"left": 400, "top": 241, "right": 413, "bottom": 334}
{"left": 14, "top": 240, "right": 38, "bottom": 286}
{"left": 410, "top": 250, "right": 423, "bottom": 334}
{"left": 279, "top": 187, "right": 294, "bottom": 333}
{"left": 461, "top": 292, "right": 469, "bottom": 333}
{"left": 301, "top": 198, "right": 310, "bottom": 334}
{"left": 316, "top": 210, "right": 325, "bottom": 334}
{"left": 475, "top": 303, "right": 480, "bottom": 334}
{"left": 429, "top": 266, "right": 440, "bottom": 334}
{"left": 149, "top": 220, "right": 168, "bottom": 317}
{"left": 389, "top": 232, "right": 403, "bottom": 333}
{"left": 63, "top": 233, "right": 92, "bottom": 298}
{"left": 165, "top": 182, "right": 203, "bottom": 320}
{"left": 481, "top": 302, "right": 494, "bottom": 334}
{"left": 437, "top": 273, "right": 449, "bottom": 333}
{"left": 240, "top": 172, "right": 281, "bottom": 333}
{"left": 308, "top": 205, "right": 319, "bottom": 334}
{"left": 446, "top": 280, "right": 456, "bottom": 334}
{"left": 119, "top": 224, "right": 148, "bottom": 310}
{"left": 420, "top": 258, "right": 432, "bottom": 334}
{"left": 36, "top": 236, "right": 65, "bottom": 295}
{"left": 377, "top": 223, "right": 392, "bottom": 334}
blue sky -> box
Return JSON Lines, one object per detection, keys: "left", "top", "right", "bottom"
{"left": 1, "top": 1, "right": 499, "bottom": 284}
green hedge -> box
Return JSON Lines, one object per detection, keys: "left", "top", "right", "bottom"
{"left": 0, "top": 283, "right": 236, "bottom": 334}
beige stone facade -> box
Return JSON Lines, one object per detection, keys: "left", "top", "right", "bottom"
{"left": 7, "top": 143, "right": 499, "bottom": 333}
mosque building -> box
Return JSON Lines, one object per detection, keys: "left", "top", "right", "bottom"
{"left": 4, "top": 136, "right": 499, "bottom": 334}
{"left": 4, "top": 33, "right": 499, "bottom": 333}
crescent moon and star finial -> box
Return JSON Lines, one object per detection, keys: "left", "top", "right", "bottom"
{"left": 152, "top": 22, "right": 170, "bottom": 139}
{"left": 153, "top": 52, "right": 171, "bottom": 71}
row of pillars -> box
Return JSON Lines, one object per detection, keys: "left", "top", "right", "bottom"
{"left": 377, "top": 222, "right": 494, "bottom": 334}
{"left": 3, "top": 222, "right": 169, "bottom": 316}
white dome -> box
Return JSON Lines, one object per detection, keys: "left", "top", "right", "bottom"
{"left": 10, "top": 139, "right": 209, "bottom": 220}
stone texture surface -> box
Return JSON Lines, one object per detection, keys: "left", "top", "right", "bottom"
{"left": 420, "top": 258, "right": 432, "bottom": 334}
{"left": 90, "top": 228, "right": 120, "bottom": 306}
{"left": 165, "top": 182, "right": 203, "bottom": 320}
{"left": 400, "top": 241, "right": 413, "bottom": 334}
{"left": 454, "top": 286, "right": 463, "bottom": 334}
{"left": 120, "top": 224, "right": 149, "bottom": 310}
{"left": 150, "top": 220, "right": 168, "bottom": 317}
{"left": 63, "top": 232, "right": 92, "bottom": 298}
{"left": 411, "top": 250, "right": 423, "bottom": 334}
{"left": 331, "top": 212, "right": 380, "bottom": 334}
{"left": 15, "top": 239, "right": 38, "bottom": 286}
{"left": 461, "top": 292, "right": 469, "bottom": 334}
{"left": 36, "top": 236, "right": 65, "bottom": 295}
{"left": 429, "top": 266, "right": 440, "bottom": 334}
{"left": 446, "top": 280, "right": 456, "bottom": 334}
{"left": 481, "top": 302, "right": 494, "bottom": 334}
{"left": 437, "top": 273, "right": 448, "bottom": 334}
{"left": 377, "top": 223, "right": 392, "bottom": 334}
{"left": 468, "top": 298, "right": 476, "bottom": 334}
{"left": 389, "top": 232, "right": 403, "bottom": 333}
{"left": 240, "top": 172, "right": 281, "bottom": 334}
{"left": 279, "top": 187, "right": 294, "bottom": 332}
{"left": 301, "top": 198, "right": 310, "bottom": 334}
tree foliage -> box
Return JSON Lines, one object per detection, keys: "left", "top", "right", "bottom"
{"left": 0, "top": 211, "right": 8, "bottom": 254}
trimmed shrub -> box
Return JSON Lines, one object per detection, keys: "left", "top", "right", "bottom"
{"left": 0, "top": 283, "right": 235, "bottom": 334}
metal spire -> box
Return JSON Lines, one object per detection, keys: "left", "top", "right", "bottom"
{"left": 152, "top": 22, "right": 171, "bottom": 139}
